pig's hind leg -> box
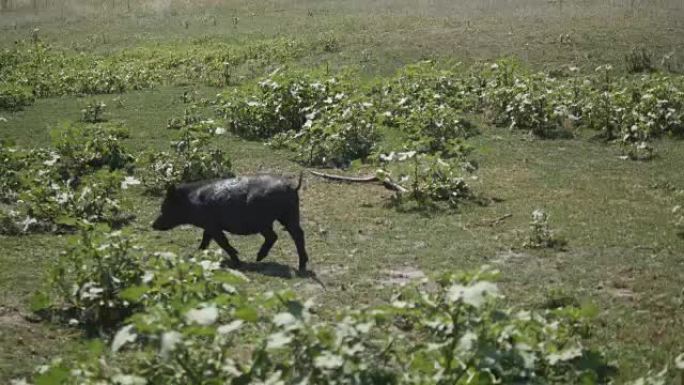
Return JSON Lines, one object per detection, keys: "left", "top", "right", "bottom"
{"left": 282, "top": 222, "right": 308, "bottom": 273}
{"left": 256, "top": 227, "right": 277, "bottom": 262}
{"left": 278, "top": 208, "right": 309, "bottom": 273}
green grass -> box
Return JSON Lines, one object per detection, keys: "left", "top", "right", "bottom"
{"left": 2, "top": 0, "right": 684, "bottom": 383}
{"left": 2, "top": 0, "right": 684, "bottom": 73}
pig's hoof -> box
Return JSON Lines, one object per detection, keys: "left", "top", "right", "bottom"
{"left": 221, "top": 259, "right": 242, "bottom": 270}
{"left": 256, "top": 253, "right": 267, "bottom": 262}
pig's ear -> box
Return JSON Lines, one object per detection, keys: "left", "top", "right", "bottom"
{"left": 166, "top": 184, "right": 176, "bottom": 197}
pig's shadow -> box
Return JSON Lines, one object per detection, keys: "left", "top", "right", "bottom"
{"left": 238, "top": 261, "right": 297, "bottom": 279}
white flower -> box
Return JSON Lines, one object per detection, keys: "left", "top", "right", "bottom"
{"left": 199, "top": 259, "right": 221, "bottom": 271}
{"left": 675, "top": 352, "right": 684, "bottom": 369}
{"left": 185, "top": 305, "right": 219, "bottom": 326}
{"left": 273, "top": 312, "right": 297, "bottom": 327}
{"left": 112, "top": 374, "right": 147, "bottom": 385}
{"left": 547, "top": 346, "right": 583, "bottom": 365}
{"left": 121, "top": 176, "right": 141, "bottom": 190}
{"left": 159, "top": 331, "right": 182, "bottom": 359}
{"left": 532, "top": 209, "right": 547, "bottom": 222}
{"left": 314, "top": 352, "right": 344, "bottom": 370}
{"left": 446, "top": 281, "right": 500, "bottom": 308}
{"left": 43, "top": 152, "right": 60, "bottom": 166}
{"left": 112, "top": 325, "right": 137, "bottom": 353}
{"left": 217, "top": 320, "right": 244, "bottom": 335}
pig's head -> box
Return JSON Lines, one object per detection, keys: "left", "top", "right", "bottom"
{"left": 152, "top": 185, "right": 189, "bottom": 231}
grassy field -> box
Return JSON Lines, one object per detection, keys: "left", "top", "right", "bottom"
{"left": 1, "top": 0, "right": 684, "bottom": 383}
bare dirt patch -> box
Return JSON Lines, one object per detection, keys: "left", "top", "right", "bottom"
{"left": 0, "top": 307, "right": 34, "bottom": 329}
{"left": 381, "top": 266, "right": 426, "bottom": 285}
{"left": 491, "top": 249, "right": 531, "bottom": 265}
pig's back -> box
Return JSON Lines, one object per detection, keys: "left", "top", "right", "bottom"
{"left": 189, "top": 176, "right": 295, "bottom": 234}
{"left": 189, "top": 177, "right": 250, "bottom": 207}
{"left": 189, "top": 175, "right": 293, "bottom": 207}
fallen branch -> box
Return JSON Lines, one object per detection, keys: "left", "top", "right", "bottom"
{"left": 381, "top": 179, "right": 409, "bottom": 193}
{"left": 490, "top": 213, "right": 513, "bottom": 226}
{"left": 474, "top": 213, "right": 513, "bottom": 227}
{"left": 308, "top": 170, "right": 408, "bottom": 193}
{"left": 308, "top": 170, "right": 378, "bottom": 183}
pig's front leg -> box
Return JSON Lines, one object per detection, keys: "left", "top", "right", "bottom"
{"left": 210, "top": 231, "right": 242, "bottom": 268}
{"left": 198, "top": 230, "right": 212, "bottom": 250}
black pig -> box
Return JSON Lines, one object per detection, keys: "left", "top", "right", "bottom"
{"left": 152, "top": 173, "right": 308, "bottom": 272}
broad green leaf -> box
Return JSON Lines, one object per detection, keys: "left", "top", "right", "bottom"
{"left": 213, "top": 270, "right": 249, "bottom": 285}
{"left": 29, "top": 291, "right": 51, "bottom": 312}
{"left": 119, "top": 285, "right": 149, "bottom": 302}
{"left": 35, "top": 365, "right": 69, "bottom": 385}
{"left": 55, "top": 216, "right": 78, "bottom": 227}
{"left": 234, "top": 306, "right": 259, "bottom": 322}
{"left": 285, "top": 300, "right": 305, "bottom": 319}
{"left": 580, "top": 301, "right": 599, "bottom": 319}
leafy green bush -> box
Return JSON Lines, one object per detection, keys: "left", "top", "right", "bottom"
{"left": 81, "top": 100, "right": 107, "bottom": 123}
{"left": 141, "top": 124, "right": 233, "bottom": 195}
{"left": 33, "top": 227, "right": 145, "bottom": 330}
{"left": 51, "top": 123, "right": 135, "bottom": 179}
{"left": 381, "top": 60, "right": 472, "bottom": 113}
{"left": 0, "top": 125, "right": 134, "bottom": 234}
{"left": 400, "top": 105, "right": 478, "bottom": 155}
{"left": 217, "top": 69, "right": 350, "bottom": 139}
{"left": 0, "top": 83, "right": 34, "bottom": 111}
{"left": 625, "top": 46, "right": 655, "bottom": 74}
{"left": 378, "top": 153, "right": 473, "bottom": 210}
{"left": 0, "top": 38, "right": 305, "bottom": 111}
{"left": 141, "top": 148, "right": 233, "bottom": 195}
{"left": 381, "top": 61, "right": 481, "bottom": 150}
{"left": 1, "top": 169, "right": 132, "bottom": 234}
{"left": 33, "top": 258, "right": 627, "bottom": 385}
{"left": 0, "top": 139, "right": 29, "bottom": 203}
{"left": 271, "top": 97, "right": 380, "bottom": 167}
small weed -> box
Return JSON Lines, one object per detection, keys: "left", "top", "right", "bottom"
{"left": 524, "top": 209, "right": 567, "bottom": 249}
{"left": 0, "top": 84, "right": 34, "bottom": 111}
{"left": 541, "top": 287, "right": 580, "bottom": 309}
{"left": 321, "top": 33, "right": 340, "bottom": 53}
{"left": 674, "top": 193, "right": 684, "bottom": 238}
{"left": 378, "top": 153, "right": 473, "bottom": 210}
{"left": 80, "top": 101, "right": 107, "bottom": 123}
{"left": 625, "top": 46, "right": 655, "bottom": 73}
